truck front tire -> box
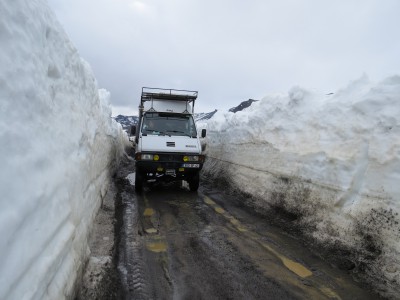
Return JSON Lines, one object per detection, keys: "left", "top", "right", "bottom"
{"left": 135, "top": 171, "right": 143, "bottom": 193}
{"left": 188, "top": 173, "right": 200, "bottom": 192}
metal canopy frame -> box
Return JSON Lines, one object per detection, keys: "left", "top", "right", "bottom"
{"left": 140, "top": 87, "right": 198, "bottom": 114}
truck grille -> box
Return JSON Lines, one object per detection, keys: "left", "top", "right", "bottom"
{"left": 159, "top": 154, "right": 181, "bottom": 162}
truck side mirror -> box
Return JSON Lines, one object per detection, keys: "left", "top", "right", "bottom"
{"left": 130, "top": 125, "right": 136, "bottom": 136}
{"left": 201, "top": 129, "right": 207, "bottom": 138}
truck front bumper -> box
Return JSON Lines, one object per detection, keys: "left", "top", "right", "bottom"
{"left": 135, "top": 152, "right": 204, "bottom": 181}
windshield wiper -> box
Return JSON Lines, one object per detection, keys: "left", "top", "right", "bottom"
{"left": 143, "top": 129, "right": 171, "bottom": 137}
{"left": 159, "top": 131, "right": 171, "bottom": 137}
{"left": 165, "top": 130, "right": 192, "bottom": 137}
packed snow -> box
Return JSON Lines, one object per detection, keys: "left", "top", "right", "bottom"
{"left": 0, "top": 1, "right": 128, "bottom": 299}
{"left": 203, "top": 75, "right": 400, "bottom": 297}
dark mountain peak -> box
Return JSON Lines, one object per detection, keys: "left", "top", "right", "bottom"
{"left": 113, "top": 110, "right": 217, "bottom": 132}
{"left": 229, "top": 99, "right": 258, "bottom": 113}
{"left": 112, "top": 115, "right": 139, "bottom": 131}
{"left": 194, "top": 109, "right": 218, "bottom": 122}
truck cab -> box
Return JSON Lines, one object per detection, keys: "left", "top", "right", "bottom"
{"left": 132, "top": 87, "right": 206, "bottom": 192}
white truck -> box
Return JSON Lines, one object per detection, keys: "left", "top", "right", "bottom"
{"left": 131, "top": 87, "right": 206, "bottom": 192}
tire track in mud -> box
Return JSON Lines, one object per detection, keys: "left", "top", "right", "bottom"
{"left": 134, "top": 187, "right": 298, "bottom": 300}
{"left": 114, "top": 163, "right": 152, "bottom": 299}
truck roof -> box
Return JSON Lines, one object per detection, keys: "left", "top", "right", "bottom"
{"left": 140, "top": 87, "right": 198, "bottom": 114}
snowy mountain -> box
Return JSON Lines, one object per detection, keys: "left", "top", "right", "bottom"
{"left": 113, "top": 115, "right": 139, "bottom": 131}
{"left": 229, "top": 99, "right": 258, "bottom": 113}
{"left": 113, "top": 98, "right": 259, "bottom": 130}
{"left": 194, "top": 109, "right": 218, "bottom": 121}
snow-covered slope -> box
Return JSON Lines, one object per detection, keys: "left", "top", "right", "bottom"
{"left": 204, "top": 75, "right": 400, "bottom": 297}
{"left": 0, "top": 1, "right": 129, "bottom": 299}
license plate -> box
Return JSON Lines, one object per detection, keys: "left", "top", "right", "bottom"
{"left": 182, "top": 163, "right": 200, "bottom": 168}
{"left": 166, "top": 169, "right": 176, "bottom": 175}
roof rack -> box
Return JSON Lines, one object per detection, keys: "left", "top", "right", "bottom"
{"left": 141, "top": 87, "right": 198, "bottom": 101}
{"left": 140, "top": 87, "right": 198, "bottom": 114}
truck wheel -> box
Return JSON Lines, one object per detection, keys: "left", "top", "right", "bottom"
{"left": 188, "top": 174, "right": 200, "bottom": 192}
{"left": 135, "top": 171, "right": 143, "bottom": 193}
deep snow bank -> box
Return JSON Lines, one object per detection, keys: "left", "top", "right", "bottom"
{"left": 0, "top": 1, "right": 129, "bottom": 299}
{"left": 204, "top": 75, "right": 400, "bottom": 297}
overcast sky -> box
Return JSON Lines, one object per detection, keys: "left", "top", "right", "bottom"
{"left": 47, "top": 0, "right": 400, "bottom": 116}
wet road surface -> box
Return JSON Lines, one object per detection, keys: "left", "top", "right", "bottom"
{"left": 115, "top": 163, "right": 381, "bottom": 299}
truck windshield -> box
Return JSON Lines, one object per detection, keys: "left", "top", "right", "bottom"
{"left": 142, "top": 112, "right": 197, "bottom": 137}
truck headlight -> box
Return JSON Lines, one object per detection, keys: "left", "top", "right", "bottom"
{"left": 141, "top": 154, "right": 153, "bottom": 160}
{"left": 183, "top": 155, "right": 199, "bottom": 162}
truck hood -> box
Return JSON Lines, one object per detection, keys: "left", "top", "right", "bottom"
{"left": 140, "top": 135, "right": 201, "bottom": 154}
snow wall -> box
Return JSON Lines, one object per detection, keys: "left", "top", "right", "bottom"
{"left": 0, "top": 1, "right": 129, "bottom": 299}
{"left": 203, "top": 75, "right": 400, "bottom": 298}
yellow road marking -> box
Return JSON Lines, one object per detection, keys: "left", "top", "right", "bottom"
{"left": 204, "top": 197, "right": 216, "bottom": 206}
{"left": 230, "top": 218, "right": 240, "bottom": 225}
{"left": 320, "top": 286, "right": 342, "bottom": 299}
{"left": 145, "top": 228, "right": 158, "bottom": 234}
{"left": 259, "top": 242, "right": 312, "bottom": 278}
{"left": 147, "top": 242, "right": 167, "bottom": 253}
{"left": 142, "top": 194, "right": 169, "bottom": 254}
{"left": 203, "top": 195, "right": 313, "bottom": 278}
{"left": 214, "top": 207, "right": 225, "bottom": 214}
{"left": 143, "top": 208, "right": 155, "bottom": 217}
{"left": 281, "top": 257, "right": 313, "bottom": 278}
{"left": 237, "top": 226, "right": 248, "bottom": 232}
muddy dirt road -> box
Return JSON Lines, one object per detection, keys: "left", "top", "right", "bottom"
{"left": 113, "top": 160, "right": 380, "bottom": 300}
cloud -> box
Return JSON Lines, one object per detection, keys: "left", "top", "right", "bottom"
{"left": 48, "top": 0, "right": 400, "bottom": 115}
{"left": 128, "top": 1, "right": 147, "bottom": 12}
